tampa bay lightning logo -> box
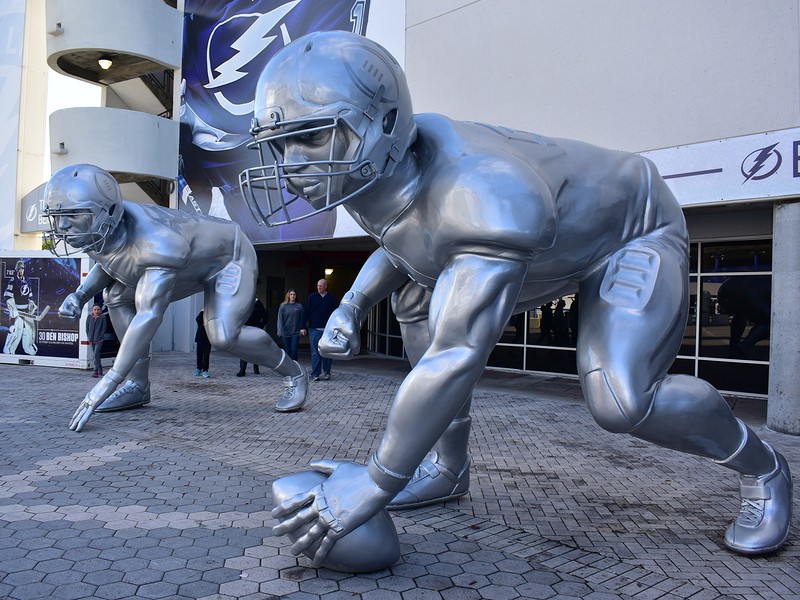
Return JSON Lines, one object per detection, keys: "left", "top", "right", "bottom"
{"left": 741, "top": 143, "right": 782, "bottom": 183}
{"left": 205, "top": 1, "right": 301, "bottom": 116}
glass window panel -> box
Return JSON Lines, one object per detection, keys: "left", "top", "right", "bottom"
{"left": 387, "top": 306, "right": 401, "bottom": 337}
{"left": 700, "top": 240, "right": 771, "bottom": 273}
{"left": 488, "top": 345, "right": 524, "bottom": 370}
{"left": 679, "top": 276, "right": 698, "bottom": 357}
{"left": 698, "top": 360, "right": 769, "bottom": 396}
{"left": 700, "top": 275, "right": 770, "bottom": 361}
{"left": 388, "top": 337, "right": 404, "bottom": 358}
{"left": 689, "top": 243, "right": 698, "bottom": 274}
{"left": 526, "top": 347, "right": 578, "bottom": 376}
{"left": 377, "top": 298, "right": 388, "bottom": 329}
{"left": 526, "top": 296, "right": 578, "bottom": 348}
{"left": 668, "top": 357, "right": 695, "bottom": 377}
{"left": 497, "top": 312, "right": 527, "bottom": 344}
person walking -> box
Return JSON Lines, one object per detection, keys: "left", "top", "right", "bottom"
{"left": 85, "top": 304, "right": 107, "bottom": 377}
{"left": 195, "top": 310, "right": 211, "bottom": 378}
{"left": 302, "top": 279, "right": 338, "bottom": 381}
{"left": 236, "top": 297, "right": 268, "bottom": 376}
{"left": 278, "top": 289, "right": 304, "bottom": 361}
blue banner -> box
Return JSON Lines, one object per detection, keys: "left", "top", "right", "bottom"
{"left": 179, "top": 0, "right": 370, "bottom": 243}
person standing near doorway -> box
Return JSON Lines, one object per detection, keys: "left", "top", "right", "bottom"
{"left": 86, "top": 304, "right": 107, "bottom": 377}
{"left": 278, "top": 289, "right": 304, "bottom": 361}
{"left": 195, "top": 310, "right": 211, "bottom": 378}
{"left": 302, "top": 279, "right": 338, "bottom": 381}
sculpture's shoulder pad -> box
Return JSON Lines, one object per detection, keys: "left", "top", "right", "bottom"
{"left": 125, "top": 204, "right": 193, "bottom": 269}
{"left": 432, "top": 156, "right": 558, "bottom": 255}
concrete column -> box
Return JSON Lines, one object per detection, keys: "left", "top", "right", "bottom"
{"left": 768, "top": 200, "right": 800, "bottom": 435}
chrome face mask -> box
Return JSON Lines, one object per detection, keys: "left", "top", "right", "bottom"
{"left": 239, "top": 115, "right": 379, "bottom": 227}
{"left": 42, "top": 207, "right": 110, "bottom": 256}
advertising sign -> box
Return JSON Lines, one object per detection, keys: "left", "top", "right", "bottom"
{"left": 0, "top": 255, "right": 85, "bottom": 368}
{"left": 642, "top": 128, "right": 800, "bottom": 207}
{"left": 179, "top": 0, "right": 372, "bottom": 244}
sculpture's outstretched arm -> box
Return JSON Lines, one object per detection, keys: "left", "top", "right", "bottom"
{"left": 273, "top": 253, "right": 527, "bottom": 563}
{"left": 58, "top": 264, "right": 115, "bottom": 321}
{"left": 320, "top": 248, "right": 409, "bottom": 359}
{"left": 69, "top": 268, "right": 177, "bottom": 431}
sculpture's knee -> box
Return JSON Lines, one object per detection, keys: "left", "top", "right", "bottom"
{"left": 206, "top": 318, "right": 237, "bottom": 351}
{"left": 583, "top": 369, "right": 650, "bottom": 433}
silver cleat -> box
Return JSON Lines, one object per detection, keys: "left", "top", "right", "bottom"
{"left": 725, "top": 446, "right": 793, "bottom": 555}
{"left": 276, "top": 364, "right": 308, "bottom": 412}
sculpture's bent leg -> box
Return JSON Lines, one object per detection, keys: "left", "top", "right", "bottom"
{"left": 389, "top": 412, "right": 471, "bottom": 509}
{"left": 579, "top": 238, "right": 792, "bottom": 555}
{"left": 388, "top": 281, "right": 472, "bottom": 509}
{"left": 96, "top": 353, "right": 151, "bottom": 412}
{"left": 203, "top": 241, "right": 309, "bottom": 412}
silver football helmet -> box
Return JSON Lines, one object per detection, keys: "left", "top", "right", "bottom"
{"left": 43, "top": 164, "right": 124, "bottom": 255}
{"left": 240, "top": 30, "right": 416, "bottom": 226}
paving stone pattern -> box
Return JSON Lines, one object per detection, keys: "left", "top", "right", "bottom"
{"left": 0, "top": 351, "right": 797, "bottom": 599}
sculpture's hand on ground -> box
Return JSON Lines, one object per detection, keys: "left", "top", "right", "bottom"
{"left": 69, "top": 376, "right": 116, "bottom": 432}
{"left": 272, "top": 460, "right": 395, "bottom": 566}
{"left": 58, "top": 293, "right": 82, "bottom": 321}
{"left": 319, "top": 306, "right": 360, "bottom": 359}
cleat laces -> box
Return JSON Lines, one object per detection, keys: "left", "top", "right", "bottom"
{"left": 737, "top": 497, "right": 764, "bottom": 526}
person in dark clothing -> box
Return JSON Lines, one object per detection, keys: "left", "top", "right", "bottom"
{"left": 86, "top": 304, "right": 107, "bottom": 377}
{"left": 195, "top": 310, "right": 211, "bottom": 378}
{"left": 236, "top": 297, "right": 268, "bottom": 376}
{"left": 302, "top": 279, "right": 338, "bottom": 381}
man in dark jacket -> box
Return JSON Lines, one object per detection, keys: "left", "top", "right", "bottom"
{"left": 302, "top": 279, "right": 338, "bottom": 381}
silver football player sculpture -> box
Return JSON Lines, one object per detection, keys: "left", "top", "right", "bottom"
{"left": 240, "top": 31, "right": 792, "bottom": 568}
{"left": 44, "top": 164, "right": 308, "bottom": 432}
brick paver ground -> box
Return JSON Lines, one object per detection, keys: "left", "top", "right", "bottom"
{"left": 1, "top": 350, "right": 797, "bottom": 599}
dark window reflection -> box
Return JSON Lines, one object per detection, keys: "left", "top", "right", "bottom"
{"left": 365, "top": 239, "right": 772, "bottom": 397}
{"left": 668, "top": 357, "right": 695, "bottom": 377}
{"left": 488, "top": 345, "right": 524, "bottom": 370}
{"left": 524, "top": 295, "right": 579, "bottom": 348}
{"left": 526, "top": 347, "right": 578, "bottom": 375}
{"left": 702, "top": 275, "right": 770, "bottom": 361}
{"left": 388, "top": 337, "right": 404, "bottom": 359}
{"left": 689, "top": 243, "right": 698, "bottom": 274}
{"left": 699, "top": 360, "right": 768, "bottom": 395}
{"left": 701, "top": 240, "right": 771, "bottom": 273}
{"left": 679, "top": 276, "right": 698, "bottom": 357}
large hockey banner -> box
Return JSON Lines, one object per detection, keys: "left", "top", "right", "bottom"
{"left": 179, "top": 0, "right": 371, "bottom": 243}
{"left": 0, "top": 256, "right": 82, "bottom": 365}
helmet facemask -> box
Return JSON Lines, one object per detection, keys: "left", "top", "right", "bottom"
{"left": 239, "top": 31, "right": 416, "bottom": 228}
{"left": 43, "top": 205, "right": 118, "bottom": 256}
{"left": 241, "top": 100, "right": 387, "bottom": 227}
{"left": 43, "top": 164, "right": 124, "bottom": 257}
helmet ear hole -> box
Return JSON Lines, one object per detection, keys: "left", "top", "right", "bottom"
{"left": 383, "top": 109, "right": 398, "bottom": 135}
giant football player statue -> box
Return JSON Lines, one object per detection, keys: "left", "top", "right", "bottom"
{"left": 44, "top": 164, "right": 308, "bottom": 432}
{"left": 240, "top": 31, "right": 792, "bottom": 565}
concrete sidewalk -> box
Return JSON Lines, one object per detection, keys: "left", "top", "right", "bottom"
{"left": 0, "top": 350, "right": 797, "bottom": 600}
